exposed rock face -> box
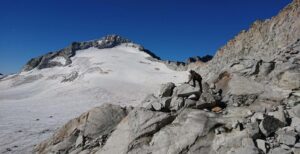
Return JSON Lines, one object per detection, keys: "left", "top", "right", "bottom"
{"left": 198, "top": 0, "right": 300, "bottom": 91}
{"left": 186, "top": 55, "right": 213, "bottom": 64}
{"left": 35, "top": 1, "right": 300, "bottom": 154}
{"left": 162, "top": 60, "right": 187, "bottom": 71}
{"left": 34, "top": 104, "right": 128, "bottom": 154}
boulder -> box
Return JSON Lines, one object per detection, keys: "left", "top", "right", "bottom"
{"left": 151, "top": 101, "right": 163, "bottom": 111}
{"left": 291, "top": 117, "right": 300, "bottom": 133}
{"left": 61, "top": 71, "right": 79, "bottom": 82}
{"left": 158, "top": 82, "right": 175, "bottom": 97}
{"left": 228, "top": 94, "right": 257, "bottom": 107}
{"left": 259, "top": 115, "right": 285, "bottom": 137}
{"left": 212, "top": 130, "right": 260, "bottom": 154}
{"left": 289, "top": 104, "right": 300, "bottom": 118}
{"left": 269, "top": 147, "right": 292, "bottom": 154}
{"left": 250, "top": 112, "right": 264, "bottom": 123}
{"left": 184, "top": 99, "right": 197, "bottom": 108}
{"left": 271, "top": 106, "right": 287, "bottom": 125}
{"left": 276, "top": 129, "right": 297, "bottom": 146}
{"left": 169, "top": 97, "right": 185, "bottom": 111}
{"left": 256, "top": 139, "right": 267, "bottom": 153}
{"left": 160, "top": 97, "right": 172, "bottom": 109}
{"left": 245, "top": 122, "right": 260, "bottom": 139}
{"left": 140, "top": 94, "right": 159, "bottom": 110}
{"left": 127, "top": 108, "right": 174, "bottom": 152}
{"left": 34, "top": 104, "right": 128, "bottom": 153}
{"left": 173, "top": 83, "right": 201, "bottom": 97}
{"left": 199, "top": 89, "right": 218, "bottom": 104}
{"left": 278, "top": 71, "right": 300, "bottom": 90}
{"left": 225, "top": 138, "right": 260, "bottom": 154}
{"left": 148, "top": 109, "right": 219, "bottom": 154}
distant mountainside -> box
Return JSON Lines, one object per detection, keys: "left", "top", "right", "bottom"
{"left": 33, "top": 1, "right": 300, "bottom": 154}
{"left": 22, "top": 35, "right": 161, "bottom": 72}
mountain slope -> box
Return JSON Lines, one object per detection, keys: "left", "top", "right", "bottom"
{"left": 0, "top": 40, "right": 187, "bottom": 153}
{"left": 199, "top": 0, "right": 300, "bottom": 83}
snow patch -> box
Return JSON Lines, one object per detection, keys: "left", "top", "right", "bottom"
{"left": 50, "top": 56, "right": 67, "bottom": 65}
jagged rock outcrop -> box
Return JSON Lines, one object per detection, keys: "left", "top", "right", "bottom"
{"left": 162, "top": 60, "right": 187, "bottom": 71}
{"left": 186, "top": 55, "right": 213, "bottom": 64}
{"left": 198, "top": 0, "right": 300, "bottom": 90}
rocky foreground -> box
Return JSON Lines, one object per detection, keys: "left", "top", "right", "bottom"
{"left": 34, "top": 0, "right": 300, "bottom": 154}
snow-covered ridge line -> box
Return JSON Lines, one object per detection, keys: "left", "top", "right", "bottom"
{"left": 22, "top": 35, "right": 161, "bottom": 72}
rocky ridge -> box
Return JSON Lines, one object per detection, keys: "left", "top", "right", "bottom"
{"left": 22, "top": 35, "right": 160, "bottom": 72}
{"left": 34, "top": 0, "right": 300, "bottom": 154}
{"left": 22, "top": 35, "right": 212, "bottom": 72}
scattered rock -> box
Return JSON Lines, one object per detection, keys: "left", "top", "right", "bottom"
{"left": 256, "top": 139, "right": 267, "bottom": 153}
{"left": 184, "top": 99, "right": 197, "bottom": 108}
{"left": 75, "top": 135, "right": 84, "bottom": 148}
{"left": 276, "top": 129, "right": 297, "bottom": 146}
{"left": 140, "top": 94, "right": 158, "bottom": 110}
{"left": 169, "top": 97, "right": 184, "bottom": 111}
{"left": 272, "top": 106, "right": 287, "bottom": 125}
{"left": 151, "top": 101, "right": 163, "bottom": 111}
{"left": 160, "top": 97, "right": 172, "bottom": 109}
{"left": 259, "top": 115, "right": 285, "bottom": 136}
{"left": 229, "top": 94, "right": 258, "bottom": 106}
{"left": 61, "top": 71, "right": 79, "bottom": 82}
{"left": 158, "top": 82, "right": 175, "bottom": 97}
{"left": 269, "top": 147, "right": 292, "bottom": 154}
{"left": 251, "top": 112, "right": 264, "bottom": 122}
{"left": 173, "top": 83, "right": 201, "bottom": 97}
{"left": 291, "top": 117, "right": 300, "bottom": 133}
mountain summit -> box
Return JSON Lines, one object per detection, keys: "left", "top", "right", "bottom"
{"left": 22, "top": 35, "right": 160, "bottom": 72}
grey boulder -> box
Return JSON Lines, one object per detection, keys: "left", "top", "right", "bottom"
{"left": 158, "top": 82, "right": 175, "bottom": 97}
{"left": 259, "top": 115, "right": 285, "bottom": 137}
{"left": 173, "top": 83, "right": 201, "bottom": 97}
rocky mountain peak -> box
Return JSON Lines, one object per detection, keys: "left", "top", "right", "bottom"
{"left": 186, "top": 55, "right": 213, "bottom": 64}
{"left": 22, "top": 34, "right": 160, "bottom": 72}
{"left": 97, "top": 34, "right": 132, "bottom": 47}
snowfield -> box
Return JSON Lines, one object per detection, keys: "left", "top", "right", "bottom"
{"left": 0, "top": 45, "right": 187, "bottom": 153}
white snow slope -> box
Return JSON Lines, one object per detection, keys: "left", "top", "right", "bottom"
{"left": 0, "top": 44, "right": 187, "bottom": 153}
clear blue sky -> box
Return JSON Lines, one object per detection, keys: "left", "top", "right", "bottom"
{"left": 0, "top": 0, "right": 292, "bottom": 74}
